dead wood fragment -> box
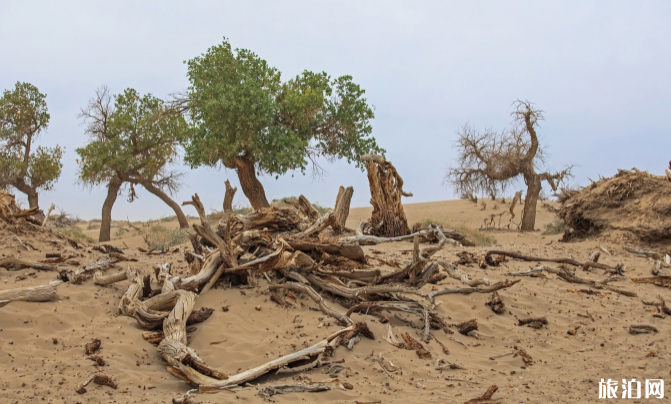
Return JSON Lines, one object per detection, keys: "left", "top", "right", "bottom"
{"left": 515, "top": 349, "right": 534, "bottom": 366}
{"left": 456, "top": 318, "right": 478, "bottom": 335}
{"left": 0, "top": 257, "right": 56, "bottom": 271}
{"left": 485, "top": 291, "right": 505, "bottom": 314}
{"left": 632, "top": 276, "right": 671, "bottom": 288}
{"left": 88, "top": 355, "right": 106, "bottom": 366}
{"left": 518, "top": 317, "right": 548, "bottom": 329}
{"left": 464, "top": 385, "right": 500, "bottom": 403}
{"left": 437, "top": 259, "right": 489, "bottom": 287}
{"left": 223, "top": 179, "right": 237, "bottom": 212}
{"left": 258, "top": 383, "right": 330, "bottom": 401}
{"left": 629, "top": 324, "right": 658, "bottom": 334}
{"left": 286, "top": 239, "right": 365, "bottom": 263}
{"left": 489, "top": 351, "right": 513, "bottom": 360}
{"left": 401, "top": 332, "right": 431, "bottom": 359}
{"left": 93, "top": 269, "right": 127, "bottom": 286}
{"left": 85, "top": 339, "right": 101, "bottom": 355}
{"left": 270, "top": 282, "right": 353, "bottom": 326}
{"left": 428, "top": 279, "right": 520, "bottom": 300}
{"left": 0, "top": 280, "right": 61, "bottom": 307}
{"left": 93, "top": 374, "right": 117, "bottom": 389}
{"left": 332, "top": 185, "right": 353, "bottom": 233}
{"left": 484, "top": 250, "right": 624, "bottom": 275}
{"left": 93, "top": 244, "right": 123, "bottom": 254}
{"left": 118, "top": 268, "right": 143, "bottom": 315}
{"left": 192, "top": 323, "right": 372, "bottom": 392}
{"left": 567, "top": 325, "right": 581, "bottom": 335}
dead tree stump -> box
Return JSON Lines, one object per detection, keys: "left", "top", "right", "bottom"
{"left": 361, "top": 154, "right": 411, "bottom": 237}
{"left": 223, "top": 180, "right": 237, "bottom": 213}
{"left": 333, "top": 186, "right": 353, "bottom": 233}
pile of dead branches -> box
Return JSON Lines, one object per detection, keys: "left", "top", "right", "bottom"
{"left": 48, "top": 187, "right": 483, "bottom": 400}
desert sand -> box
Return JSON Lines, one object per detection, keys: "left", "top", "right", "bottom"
{"left": 1, "top": 198, "right": 669, "bottom": 404}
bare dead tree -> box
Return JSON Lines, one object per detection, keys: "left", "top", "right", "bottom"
{"left": 447, "top": 101, "right": 572, "bottom": 231}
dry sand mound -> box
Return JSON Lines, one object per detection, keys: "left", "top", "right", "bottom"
{"left": 559, "top": 170, "right": 671, "bottom": 247}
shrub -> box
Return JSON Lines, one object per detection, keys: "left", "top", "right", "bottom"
{"left": 143, "top": 225, "right": 189, "bottom": 251}
{"left": 542, "top": 219, "right": 567, "bottom": 235}
{"left": 56, "top": 227, "right": 95, "bottom": 244}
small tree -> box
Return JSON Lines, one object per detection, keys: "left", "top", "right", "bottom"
{"left": 77, "top": 87, "right": 189, "bottom": 242}
{"left": 447, "top": 101, "right": 571, "bottom": 231}
{"left": 184, "top": 38, "right": 383, "bottom": 209}
{"left": 0, "top": 82, "right": 63, "bottom": 208}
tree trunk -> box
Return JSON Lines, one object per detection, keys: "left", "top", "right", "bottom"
{"left": 234, "top": 155, "right": 269, "bottom": 210}
{"left": 13, "top": 180, "right": 39, "bottom": 209}
{"left": 140, "top": 181, "right": 189, "bottom": 228}
{"left": 361, "top": 155, "right": 411, "bottom": 237}
{"left": 223, "top": 179, "right": 237, "bottom": 212}
{"left": 333, "top": 186, "right": 353, "bottom": 233}
{"left": 99, "top": 177, "right": 122, "bottom": 242}
{"left": 520, "top": 175, "right": 541, "bottom": 232}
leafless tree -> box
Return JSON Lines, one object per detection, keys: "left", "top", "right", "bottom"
{"left": 447, "top": 101, "right": 572, "bottom": 231}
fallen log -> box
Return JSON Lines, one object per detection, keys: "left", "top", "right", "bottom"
{"left": 0, "top": 280, "right": 61, "bottom": 307}
{"left": 93, "top": 270, "right": 128, "bottom": 286}
{"left": 118, "top": 269, "right": 143, "bottom": 315}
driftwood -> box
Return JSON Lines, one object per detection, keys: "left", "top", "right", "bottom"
{"left": 361, "top": 154, "right": 411, "bottom": 237}
{"left": 629, "top": 324, "right": 658, "bottom": 335}
{"left": 518, "top": 317, "right": 548, "bottom": 329}
{"left": 223, "top": 179, "right": 237, "bottom": 212}
{"left": 485, "top": 291, "right": 505, "bottom": 314}
{"left": 484, "top": 250, "right": 624, "bottom": 275}
{"left": 0, "top": 280, "right": 61, "bottom": 307}
{"left": 632, "top": 276, "right": 671, "bottom": 288}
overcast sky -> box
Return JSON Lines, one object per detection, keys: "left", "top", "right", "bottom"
{"left": 1, "top": 1, "right": 669, "bottom": 220}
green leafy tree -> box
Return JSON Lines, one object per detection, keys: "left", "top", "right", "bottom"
{"left": 0, "top": 82, "right": 63, "bottom": 209}
{"left": 77, "top": 87, "right": 189, "bottom": 242}
{"left": 184, "top": 38, "right": 383, "bottom": 209}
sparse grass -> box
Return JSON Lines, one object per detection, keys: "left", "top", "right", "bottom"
{"left": 416, "top": 218, "right": 497, "bottom": 247}
{"left": 542, "top": 219, "right": 567, "bottom": 235}
{"left": 87, "top": 221, "right": 101, "bottom": 230}
{"left": 114, "top": 227, "right": 127, "bottom": 238}
{"left": 143, "top": 225, "right": 189, "bottom": 252}
{"left": 56, "top": 227, "right": 95, "bottom": 244}
{"left": 207, "top": 205, "right": 254, "bottom": 222}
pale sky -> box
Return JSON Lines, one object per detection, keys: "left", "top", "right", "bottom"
{"left": 1, "top": 1, "right": 669, "bottom": 220}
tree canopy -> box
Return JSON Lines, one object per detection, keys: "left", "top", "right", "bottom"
{"left": 77, "top": 87, "right": 189, "bottom": 241}
{"left": 0, "top": 82, "right": 63, "bottom": 208}
{"left": 184, "top": 38, "right": 383, "bottom": 209}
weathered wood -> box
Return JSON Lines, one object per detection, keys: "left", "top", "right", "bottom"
{"left": 223, "top": 179, "right": 237, "bottom": 212}
{"left": 0, "top": 280, "right": 61, "bottom": 307}
{"left": 361, "top": 154, "right": 411, "bottom": 237}
{"left": 286, "top": 239, "right": 365, "bottom": 263}
{"left": 428, "top": 279, "right": 521, "bottom": 300}
{"left": 93, "top": 270, "right": 128, "bottom": 286}
{"left": 484, "top": 250, "right": 624, "bottom": 275}
{"left": 258, "top": 383, "right": 330, "bottom": 401}
{"left": 118, "top": 269, "right": 143, "bottom": 315}
{"left": 0, "top": 257, "right": 57, "bottom": 271}
{"left": 42, "top": 203, "right": 55, "bottom": 226}
{"left": 332, "top": 186, "right": 353, "bottom": 233}
{"left": 270, "top": 282, "right": 353, "bottom": 326}
{"left": 191, "top": 324, "right": 366, "bottom": 392}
